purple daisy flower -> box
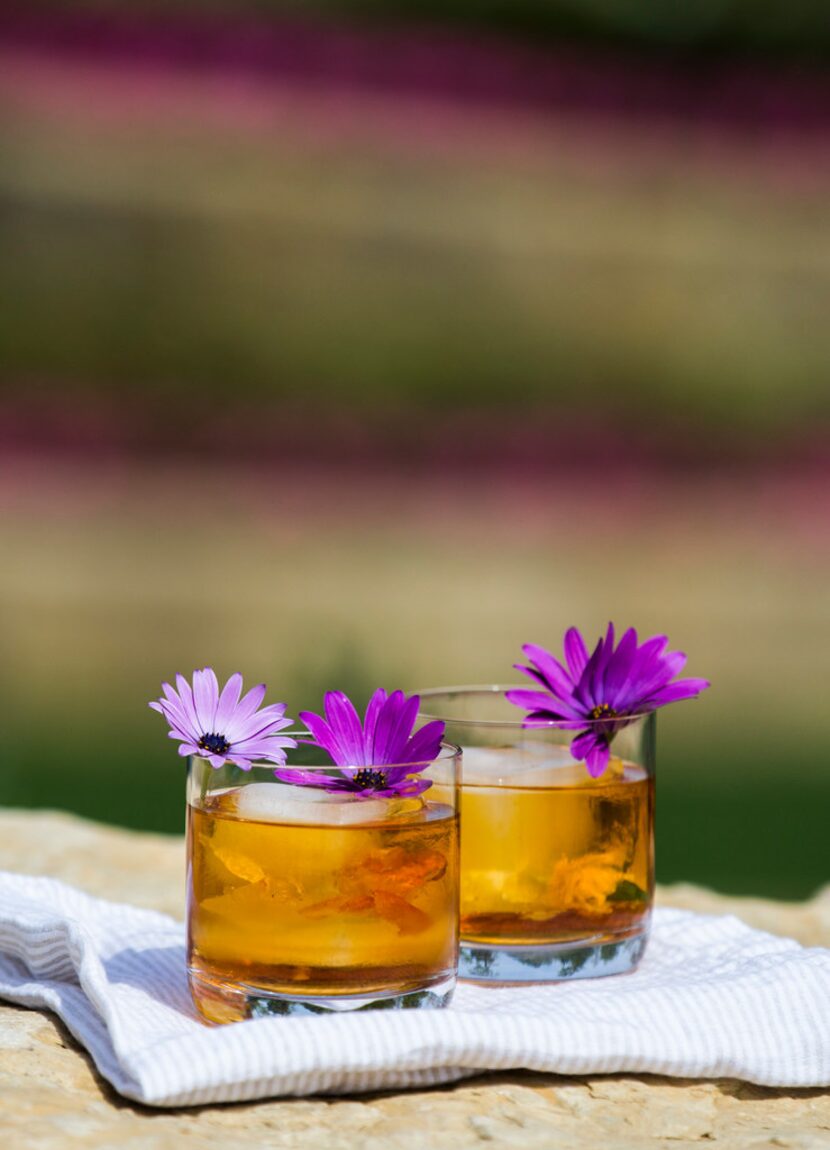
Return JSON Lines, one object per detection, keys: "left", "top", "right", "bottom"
{"left": 150, "top": 668, "right": 296, "bottom": 769}
{"left": 506, "top": 624, "right": 710, "bottom": 778}
{"left": 274, "top": 688, "right": 445, "bottom": 799}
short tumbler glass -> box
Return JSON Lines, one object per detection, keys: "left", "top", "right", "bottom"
{"left": 186, "top": 742, "right": 461, "bottom": 1021}
{"left": 418, "top": 688, "right": 655, "bottom": 982}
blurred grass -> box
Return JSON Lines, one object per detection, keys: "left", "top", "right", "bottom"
{"left": 1, "top": 103, "right": 829, "bottom": 433}
{"left": 0, "top": 466, "right": 827, "bottom": 898}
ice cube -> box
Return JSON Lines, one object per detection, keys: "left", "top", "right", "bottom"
{"left": 231, "top": 782, "right": 422, "bottom": 826}
{"left": 462, "top": 744, "right": 593, "bottom": 788}
{"left": 460, "top": 747, "right": 511, "bottom": 785}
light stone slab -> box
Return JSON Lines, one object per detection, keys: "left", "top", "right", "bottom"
{"left": 0, "top": 808, "right": 827, "bottom": 1149}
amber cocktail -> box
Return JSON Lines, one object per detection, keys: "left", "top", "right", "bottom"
{"left": 187, "top": 750, "right": 460, "bottom": 1021}
{"left": 461, "top": 754, "right": 652, "bottom": 954}
{"left": 418, "top": 688, "right": 655, "bottom": 982}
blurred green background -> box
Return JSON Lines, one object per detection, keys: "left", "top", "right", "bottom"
{"left": 1, "top": 1, "right": 828, "bottom": 898}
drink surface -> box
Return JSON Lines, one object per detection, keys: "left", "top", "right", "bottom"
{"left": 188, "top": 787, "right": 458, "bottom": 1018}
{"left": 460, "top": 752, "right": 653, "bottom": 946}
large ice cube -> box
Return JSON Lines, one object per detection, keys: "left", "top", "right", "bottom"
{"left": 460, "top": 747, "right": 512, "bottom": 785}
{"left": 462, "top": 744, "right": 600, "bottom": 788}
{"left": 231, "top": 782, "right": 422, "bottom": 826}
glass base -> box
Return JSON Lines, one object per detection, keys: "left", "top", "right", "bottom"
{"left": 189, "top": 968, "right": 456, "bottom": 1022}
{"left": 459, "top": 927, "right": 649, "bottom": 983}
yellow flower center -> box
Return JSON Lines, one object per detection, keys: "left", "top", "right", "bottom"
{"left": 352, "top": 769, "right": 388, "bottom": 790}
{"left": 588, "top": 704, "right": 617, "bottom": 721}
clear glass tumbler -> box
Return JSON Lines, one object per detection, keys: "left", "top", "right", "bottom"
{"left": 186, "top": 742, "right": 461, "bottom": 1021}
{"left": 418, "top": 687, "right": 654, "bottom": 982}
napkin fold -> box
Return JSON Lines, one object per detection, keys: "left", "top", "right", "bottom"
{"left": 0, "top": 872, "right": 828, "bottom": 1106}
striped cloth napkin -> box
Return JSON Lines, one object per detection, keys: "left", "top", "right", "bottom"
{"left": 0, "top": 871, "right": 828, "bottom": 1107}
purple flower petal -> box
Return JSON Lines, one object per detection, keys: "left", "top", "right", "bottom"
{"left": 371, "top": 689, "right": 406, "bottom": 764}
{"left": 570, "top": 729, "right": 601, "bottom": 760}
{"left": 174, "top": 674, "right": 201, "bottom": 735}
{"left": 520, "top": 643, "right": 577, "bottom": 701}
{"left": 231, "top": 735, "right": 293, "bottom": 755}
{"left": 563, "top": 627, "right": 589, "bottom": 678}
{"left": 603, "top": 627, "right": 638, "bottom": 707}
{"left": 507, "top": 625, "right": 708, "bottom": 776}
{"left": 324, "top": 691, "right": 367, "bottom": 766}
{"left": 626, "top": 635, "right": 671, "bottom": 690}
{"left": 505, "top": 689, "right": 584, "bottom": 721}
{"left": 612, "top": 655, "right": 681, "bottom": 715}
{"left": 378, "top": 765, "right": 412, "bottom": 785}
{"left": 572, "top": 635, "right": 606, "bottom": 709}
{"left": 231, "top": 713, "right": 293, "bottom": 744}
{"left": 290, "top": 688, "right": 445, "bottom": 794}
{"left": 231, "top": 683, "right": 268, "bottom": 727}
{"left": 378, "top": 690, "right": 420, "bottom": 764}
{"left": 382, "top": 775, "right": 432, "bottom": 798}
{"left": 214, "top": 672, "right": 243, "bottom": 732}
{"left": 155, "top": 696, "right": 197, "bottom": 742}
{"left": 644, "top": 678, "right": 710, "bottom": 707}
{"left": 391, "top": 693, "right": 421, "bottom": 758}
{"left": 273, "top": 766, "right": 425, "bottom": 795}
{"left": 403, "top": 720, "right": 445, "bottom": 764}
{"left": 161, "top": 681, "right": 200, "bottom": 739}
{"left": 151, "top": 670, "right": 294, "bottom": 769}
{"left": 505, "top": 688, "right": 557, "bottom": 710}
{"left": 511, "top": 662, "right": 560, "bottom": 693}
{"left": 257, "top": 751, "right": 296, "bottom": 767}
{"left": 192, "top": 668, "right": 219, "bottom": 731}
{"left": 569, "top": 728, "right": 611, "bottom": 776}
{"left": 274, "top": 768, "right": 351, "bottom": 790}
{"left": 590, "top": 622, "right": 616, "bottom": 702}
{"left": 585, "top": 741, "right": 611, "bottom": 777}
{"left": 166, "top": 724, "right": 192, "bottom": 742}
{"left": 362, "top": 688, "right": 388, "bottom": 761}
{"left": 232, "top": 733, "right": 297, "bottom": 757}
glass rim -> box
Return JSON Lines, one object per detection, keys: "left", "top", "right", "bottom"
{"left": 189, "top": 736, "right": 462, "bottom": 773}
{"left": 415, "top": 684, "right": 656, "bottom": 729}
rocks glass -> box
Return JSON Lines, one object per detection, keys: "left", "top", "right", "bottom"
{"left": 186, "top": 743, "right": 461, "bottom": 1020}
{"left": 418, "top": 688, "right": 655, "bottom": 982}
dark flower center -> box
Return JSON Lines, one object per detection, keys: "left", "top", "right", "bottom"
{"left": 198, "top": 732, "right": 231, "bottom": 756}
{"left": 588, "top": 704, "right": 618, "bottom": 721}
{"left": 352, "top": 768, "right": 388, "bottom": 790}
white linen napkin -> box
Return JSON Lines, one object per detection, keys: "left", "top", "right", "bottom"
{"left": 0, "top": 871, "right": 827, "bottom": 1107}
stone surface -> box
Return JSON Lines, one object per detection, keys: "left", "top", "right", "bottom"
{"left": 0, "top": 808, "right": 828, "bottom": 1149}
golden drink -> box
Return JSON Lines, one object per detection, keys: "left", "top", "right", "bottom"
{"left": 460, "top": 757, "right": 653, "bottom": 948}
{"left": 187, "top": 787, "right": 459, "bottom": 1022}
{"left": 417, "top": 688, "right": 656, "bottom": 980}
